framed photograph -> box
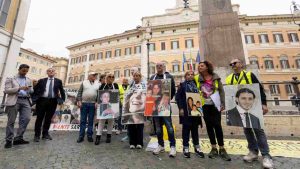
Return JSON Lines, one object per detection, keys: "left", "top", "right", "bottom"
{"left": 97, "top": 89, "right": 120, "bottom": 119}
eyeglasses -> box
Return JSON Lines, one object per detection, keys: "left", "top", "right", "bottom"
{"left": 229, "top": 62, "right": 240, "bottom": 66}
{"left": 108, "top": 76, "right": 115, "bottom": 78}
{"left": 187, "top": 74, "right": 194, "bottom": 76}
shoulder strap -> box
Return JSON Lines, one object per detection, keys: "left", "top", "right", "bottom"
{"left": 230, "top": 74, "right": 235, "bottom": 85}
{"left": 238, "top": 71, "right": 250, "bottom": 84}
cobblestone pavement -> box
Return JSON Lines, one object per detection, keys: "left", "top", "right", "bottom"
{"left": 0, "top": 129, "right": 299, "bottom": 169}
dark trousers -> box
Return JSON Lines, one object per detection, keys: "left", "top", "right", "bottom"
{"left": 79, "top": 103, "right": 95, "bottom": 138}
{"left": 128, "top": 124, "right": 144, "bottom": 146}
{"left": 34, "top": 98, "right": 57, "bottom": 137}
{"left": 117, "top": 104, "right": 123, "bottom": 131}
{"left": 203, "top": 105, "right": 224, "bottom": 146}
{"left": 182, "top": 124, "right": 199, "bottom": 148}
{"left": 154, "top": 116, "right": 176, "bottom": 147}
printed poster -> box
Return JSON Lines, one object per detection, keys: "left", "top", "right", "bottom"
{"left": 97, "top": 89, "right": 120, "bottom": 119}
{"left": 186, "top": 92, "right": 203, "bottom": 116}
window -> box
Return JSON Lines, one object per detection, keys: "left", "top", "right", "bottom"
{"left": 115, "top": 49, "right": 121, "bottom": 57}
{"left": 19, "top": 52, "right": 22, "bottom": 57}
{"left": 134, "top": 46, "right": 141, "bottom": 54}
{"left": 280, "top": 59, "right": 290, "bottom": 69}
{"left": 264, "top": 60, "right": 274, "bottom": 69}
{"left": 114, "top": 70, "right": 120, "bottom": 78}
{"left": 273, "top": 33, "right": 284, "bottom": 43}
{"left": 274, "top": 97, "right": 280, "bottom": 106}
{"left": 249, "top": 59, "right": 259, "bottom": 69}
{"left": 269, "top": 85, "right": 280, "bottom": 94}
{"left": 245, "top": 35, "right": 255, "bottom": 44}
{"left": 33, "top": 58, "right": 37, "bottom": 62}
{"left": 161, "top": 42, "right": 166, "bottom": 51}
{"left": 172, "top": 64, "right": 180, "bottom": 72}
{"left": 89, "top": 54, "right": 95, "bottom": 61}
{"left": 285, "top": 84, "right": 295, "bottom": 94}
{"left": 149, "top": 43, "right": 155, "bottom": 52}
{"left": 171, "top": 41, "right": 179, "bottom": 50}
{"left": 125, "top": 47, "right": 131, "bottom": 56}
{"left": 26, "top": 55, "right": 31, "bottom": 60}
{"left": 68, "top": 77, "right": 73, "bottom": 83}
{"left": 97, "top": 52, "right": 103, "bottom": 60}
{"left": 80, "top": 75, "right": 85, "bottom": 81}
{"left": 71, "top": 58, "right": 75, "bottom": 64}
{"left": 0, "top": 0, "right": 11, "bottom": 27}
{"left": 150, "top": 66, "right": 156, "bottom": 75}
{"left": 259, "top": 34, "right": 269, "bottom": 44}
{"left": 74, "top": 76, "right": 78, "bottom": 82}
{"left": 185, "top": 39, "right": 194, "bottom": 48}
{"left": 173, "top": 29, "right": 176, "bottom": 33}
{"left": 124, "top": 69, "right": 130, "bottom": 77}
{"left": 105, "top": 51, "right": 111, "bottom": 58}
{"left": 187, "top": 63, "right": 196, "bottom": 71}
{"left": 82, "top": 55, "right": 87, "bottom": 62}
{"left": 288, "top": 33, "right": 299, "bottom": 43}
{"left": 31, "top": 67, "right": 37, "bottom": 74}
{"left": 296, "top": 59, "right": 300, "bottom": 69}
{"left": 77, "top": 57, "right": 81, "bottom": 63}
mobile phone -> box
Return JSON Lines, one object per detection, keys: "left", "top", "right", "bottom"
{"left": 28, "top": 85, "right": 32, "bottom": 87}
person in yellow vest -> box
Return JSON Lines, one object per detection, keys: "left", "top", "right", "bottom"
{"left": 116, "top": 78, "right": 129, "bottom": 135}
{"left": 194, "top": 61, "right": 231, "bottom": 161}
{"left": 226, "top": 58, "right": 273, "bottom": 169}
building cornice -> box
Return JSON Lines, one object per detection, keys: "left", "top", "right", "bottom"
{"left": 21, "top": 48, "right": 57, "bottom": 63}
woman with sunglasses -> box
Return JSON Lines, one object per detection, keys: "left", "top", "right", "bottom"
{"left": 95, "top": 73, "right": 119, "bottom": 145}
{"left": 194, "top": 61, "right": 231, "bottom": 161}
{"left": 175, "top": 71, "right": 204, "bottom": 158}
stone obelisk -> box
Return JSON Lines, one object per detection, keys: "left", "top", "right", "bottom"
{"left": 198, "top": 0, "right": 245, "bottom": 67}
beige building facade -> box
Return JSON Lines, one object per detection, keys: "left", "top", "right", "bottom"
{"left": 66, "top": 0, "right": 300, "bottom": 106}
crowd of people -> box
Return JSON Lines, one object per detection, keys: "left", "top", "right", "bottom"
{"left": 2, "top": 58, "right": 274, "bottom": 168}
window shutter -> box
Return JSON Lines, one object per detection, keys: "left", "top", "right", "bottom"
{"left": 285, "top": 85, "right": 290, "bottom": 94}
{"left": 277, "top": 85, "right": 281, "bottom": 94}
{"left": 280, "top": 34, "right": 284, "bottom": 42}
{"left": 265, "top": 35, "right": 269, "bottom": 43}
{"left": 185, "top": 40, "right": 188, "bottom": 48}
{"left": 273, "top": 34, "right": 277, "bottom": 43}
{"left": 251, "top": 35, "right": 255, "bottom": 43}
{"left": 288, "top": 33, "right": 293, "bottom": 42}
{"left": 259, "top": 35, "right": 262, "bottom": 43}
{"left": 295, "top": 33, "right": 299, "bottom": 42}
{"left": 245, "top": 36, "right": 248, "bottom": 44}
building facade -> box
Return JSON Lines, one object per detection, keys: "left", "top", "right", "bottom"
{"left": 50, "top": 57, "right": 68, "bottom": 85}
{"left": 17, "top": 48, "right": 56, "bottom": 80}
{"left": 66, "top": 0, "right": 300, "bottom": 106}
{"left": 0, "top": 0, "right": 31, "bottom": 97}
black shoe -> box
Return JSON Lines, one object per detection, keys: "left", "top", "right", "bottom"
{"left": 106, "top": 134, "right": 111, "bottom": 143}
{"left": 4, "top": 141, "right": 12, "bottom": 148}
{"left": 195, "top": 148, "right": 205, "bottom": 158}
{"left": 42, "top": 134, "right": 53, "bottom": 140}
{"left": 95, "top": 135, "right": 101, "bottom": 145}
{"left": 183, "top": 148, "right": 191, "bottom": 158}
{"left": 77, "top": 137, "right": 84, "bottom": 143}
{"left": 34, "top": 136, "right": 40, "bottom": 142}
{"left": 13, "top": 138, "right": 29, "bottom": 145}
{"left": 208, "top": 148, "right": 218, "bottom": 159}
{"left": 219, "top": 148, "right": 231, "bottom": 161}
{"left": 87, "top": 137, "right": 93, "bottom": 142}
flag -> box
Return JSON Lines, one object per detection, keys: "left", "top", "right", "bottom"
{"left": 182, "top": 52, "right": 186, "bottom": 71}
{"left": 189, "top": 58, "right": 193, "bottom": 70}
{"left": 196, "top": 51, "right": 201, "bottom": 63}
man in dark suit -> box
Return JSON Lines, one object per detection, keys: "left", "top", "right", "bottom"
{"left": 226, "top": 88, "right": 261, "bottom": 129}
{"left": 33, "top": 68, "right": 65, "bottom": 142}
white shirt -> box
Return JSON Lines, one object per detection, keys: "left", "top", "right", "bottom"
{"left": 236, "top": 105, "right": 248, "bottom": 127}
{"left": 43, "top": 77, "right": 55, "bottom": 98}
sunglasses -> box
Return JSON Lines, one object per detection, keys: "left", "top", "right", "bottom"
{"left": 229, "top": 62, "right": 240, "bottom": 66}
{"left": 108, "top": 76, "right": 115, "bottom": 78}
{"left": 187, "top": 74, "right": 194, "bottom": 76}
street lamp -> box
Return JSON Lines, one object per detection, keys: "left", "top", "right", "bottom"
{"left": 290, "top": 1, "right": 300, "bottom": 30}
{"left": 144, "top": 21, "right": 152, "bottom": 80}
{"left": 291, "top": 77, "right": 300, "bottom": 111}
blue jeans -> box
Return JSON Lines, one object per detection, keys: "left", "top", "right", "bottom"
{"left": 154, "top": 116, "right": 176, "bottom": 147}
{"left": 79, "top": 103, "right": 95, "bottom": 138}
{"left": 244, "top": 128, "right": 271, "bottom": 157}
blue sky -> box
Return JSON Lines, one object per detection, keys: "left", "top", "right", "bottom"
{"left": 21, "top": 0, "right": 294, "bottom": 57}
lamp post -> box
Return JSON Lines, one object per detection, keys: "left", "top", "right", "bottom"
{"left": 291, "top": 77, "right": 300, "bottom": 111}
{"left": 144, "top": 21, "right": 152, "bottom": 80}
{"left": 290, "top": 1, "right": 300, "bottom": 31}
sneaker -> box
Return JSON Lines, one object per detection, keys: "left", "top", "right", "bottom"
{"left": 77, "top": 137, "right": 84, "bottom": 143}
{"left": 95, "top": 135, "right": 101, "bottom": 145}
{"left": 34, "top": 136, "right": 40, "bottom": 142}
{"left": 243, "top": 151, "right": 258, "bottom": 162}
{"left": 42, "top": 134, "right": 53, "bottom": 140}
{"left": 262, "top": 156, "right": 274, "bottom": 168}
{"left": 169, "top": 146, "right": 176, "bottom": 158}
{"left": 153, "top": 145, "right": 165, "bottom": 155}
{"left": 219, "top": 148, "right": 231, "bottom": 161}
{"left": 130, "top": 145, "right": 135, "bottom": 149}
{"left": 87, "top": 137, "right": 93, "bottom": 142}
{"left": 183, "top": 148, "right": 190, "bottom": 158}
{"left": 13, "top": 138, "right": 29, "bottom": 145}
{"left": 121, "top": 136, "right": 128, "bottom": 142}
{"left": 208, "top": 148, "right": 218, "bottom": 159}
{"left": 136, "top": 145, "right": 143, "bottom": 149}
{"left": 194, "top": 148, "right": 205, "bottom": 158}
{"left": 4, "top": 141, "right": 12, "bottom": 148}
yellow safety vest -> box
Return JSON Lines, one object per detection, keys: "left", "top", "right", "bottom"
{"left": 194, "top": 74, "right": 219, "bottom": 105}
{"left": 118, "top": 84, "right": 129, "bottom": 104}
{"left": 225, "top": 71, "right": 253, "bottom": 85}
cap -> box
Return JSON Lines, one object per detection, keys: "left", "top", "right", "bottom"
{"left": 88, "top": 72, "right": 98, "bottom": 76}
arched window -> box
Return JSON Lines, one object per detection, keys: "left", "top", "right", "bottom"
{"left": 279, "top": 55, "right": 290, "bottom": 69}
{"left": 263, "top": 55, "right": 274, "bottom": 70}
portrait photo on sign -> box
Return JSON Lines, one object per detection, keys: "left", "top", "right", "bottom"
{"left": 224, "top": 84, "right": 264, "bottom": 129}
{"left": 144, "top": 79, "right": 171, "bottom": 117}
{"left": 122, "top": 87, "right": 146, "bottom": 124}
{"left": 97, "top": 90, "right": 119, "bottom": 119}
{"left": 186, "top": 92, "right": 203, "bottom": 117}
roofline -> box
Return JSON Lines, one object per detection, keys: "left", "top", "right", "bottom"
{"left": 20, "top": 48, "right": 57, "bottom": 63}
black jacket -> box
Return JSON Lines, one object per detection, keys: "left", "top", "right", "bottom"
{"left": 32, "top": 77, "right": 65, "bottom": 102}
{"left": 226, "top": 107, "right": 261, "bottom": 129}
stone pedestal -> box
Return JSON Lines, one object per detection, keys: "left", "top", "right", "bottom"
{"left": 198, "top": 0, "right": 245, "bottom": 67}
